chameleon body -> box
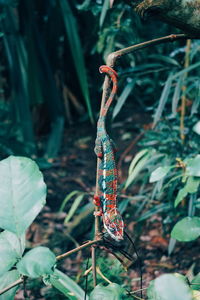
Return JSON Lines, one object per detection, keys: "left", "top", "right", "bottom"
{"left": 94, "top": 65, "right": 124, "bottom": 242}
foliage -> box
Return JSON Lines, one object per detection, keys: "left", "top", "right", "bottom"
{"left": 147, "top": 273, "right": 200, "bottom": 300}
{"left": 0, "top": 155, "right": 87, "bottom": 299}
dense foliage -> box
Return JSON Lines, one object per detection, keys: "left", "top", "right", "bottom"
{"left": 0, "top": 0, "right": 199, "bottom": 299}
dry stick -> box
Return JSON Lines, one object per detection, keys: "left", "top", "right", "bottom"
{"left": 56, "top": 239, "right": 102, "bottom": 261}
{"left": 180, "top": 39, "right": 191, "bottom": 143}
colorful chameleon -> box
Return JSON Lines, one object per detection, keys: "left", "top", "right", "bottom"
{"left": 94, "top": 65, "right": 124, "bottom": 242}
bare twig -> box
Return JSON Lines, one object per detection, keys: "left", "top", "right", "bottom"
{"left": 0, "top": 278, "right": 24, "bottom": 296}
{"left": 56, "top": 239, "right": 102, "bottom": 261}
{"left": 180, "top": 39, "right": 191, "bottom": 142}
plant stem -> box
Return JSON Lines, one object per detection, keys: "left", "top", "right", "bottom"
{"left": 180, "top": 39, "right": 191, "bottom": 143}
{"left": 0, "top": 278, "right": 24, "bottom": 296}
{"left": 92, "top": 246, "right": 97, "bottom": 287}
{"left": 106, "top": 34, "right": 192, "bottom": 67}
{"left": 56, "top": 239, "right": 102, "bottom": 261}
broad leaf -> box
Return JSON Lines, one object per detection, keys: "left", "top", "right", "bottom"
{"left": 186, "top": 155, "right": 200, "bottom": 177}
{"left": 16, "top": 247, "right": 56, "bottom": 278}
{"left": 0, "top": 156, "right": 46, "bottom": 236}
{"left": 49, "top": 268, "right": 88, "bottom": 300}
{"left": 0, "top": 270, "right": 20, "bottom": 300}
{"left": 147, "top": 274, "right": 192, "bottom": 300}
{"left": 0, "top": 230, "right": 25, "bottom": 277}
{"left": 90, "top": 283, "right": 126, "bottom": 300}
{"left": 150, "top": 166, "right": 171, "bottom": 183}
{"left": 171, "top": 217, "right": 200, "bottom": 242}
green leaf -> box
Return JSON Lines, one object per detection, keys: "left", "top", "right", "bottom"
{"left": 150, "top": 166, "right": 171, "bottom": 183}
{"left": 185, "top": 177, "right": 200, "bottom": 193}
{"left": 172, "top": 74, "right": 184, "bottom": 116}
{"left": 59, "top": 190, "right": 80, "bottom": 212}
{"left": 0, "top": 156, "right": 46, "bottom": 236}
{"left": 138, "top": 203, "right": 171, "bottom": 222}
{"left": 125, "top": 150, "right": 151, "bottom": 189}
{"left": 112, "top": 79, "right": 136, "bottom": 120}
{"left": 172, "top": 61, "right": 200, "bottom": 80}
{"left": 16, "top": 247, "right": 56, "bottom": 278}
{"left": 191, "top": 273, "right": 200, "bottom": 290}
{"left": 64, "top": 193, "right": 85, "bottom": 224}
{"left": 153, "top": 73, "right": 173, "bottom": 127}
{"left": 90, "top": 283, "right": 126, "bottom": 300}
{"left": 0, "top": 230, "right": 25, "bottom": 277}
{"left": 100, "top": 0, "right": 109, "bottom": 27}
{"left": 0, "top": 270, "right": 20, "bottom": 300}
{"left": 128, "top": 149, "right": 149, "bottom": 175}
{"left": 174, "top": 177, "right": 200, "bottom": 207}
{"left": 174, "top": 186, "right": 188, "bottom": 208}
{"left": 49, "top": 268, "right": 88, "bottom": 300}
{"left": 193, "top": 121, "right": 200, "bottom": 135}
{"left": 147, "top": 274, "right": 192, "bottom": 300}
{"left": 186, "top": 155, "right": 200, "bottom": 177}
{"left": 171, "top": 217, "right": 200, "bottom": 242}
{"left": 58, "top": 1, "right": 93, "bottom": 123}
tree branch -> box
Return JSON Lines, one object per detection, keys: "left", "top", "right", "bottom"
{"left": 127, "top": 0, "right": 200, "bottom": 36}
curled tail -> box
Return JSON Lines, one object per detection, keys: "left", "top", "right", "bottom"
{"left": 99, "top": 65, "right": 118, "bottom": 118}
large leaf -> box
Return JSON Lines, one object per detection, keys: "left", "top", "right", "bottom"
{"left": 0, "top": 230, "right": 25, "bottom": 277}
{"left": 0, "top": 270, "right": 20, "bottom": 300}
{"left": 147, "top": 274, "right": 192, "bottom": 300}
{"left": 90, "top": 283, "right": 126, "bottom": 300}
{"left": 0, "top": 156, "right": 46, "bottom": 236}
{"left": 16, "top": 247, "right": 56, "bottom": 278}
{"left": 171, "top": 217, "right": 200, "bottom": 242}
{"left": 49, "top": 268, "right": 88, "bottom": 300}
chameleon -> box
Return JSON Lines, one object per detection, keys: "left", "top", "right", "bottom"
{"left": 94, "top": 65, "right": 124, "bottom": 242}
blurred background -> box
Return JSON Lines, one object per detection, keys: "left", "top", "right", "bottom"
{"left": 0, "top": 0, "right": 200, "bottom": 299}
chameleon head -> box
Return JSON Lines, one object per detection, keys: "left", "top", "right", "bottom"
{"left": 103, "top": 209, "right": 124, "bottom": 242}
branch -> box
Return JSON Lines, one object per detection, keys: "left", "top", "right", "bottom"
{"left": 128, "top": 0, "right": 200, "bottom": 36}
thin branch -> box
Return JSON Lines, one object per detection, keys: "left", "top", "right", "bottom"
{"left": 106, "top": 34, "right": 192, "bottom": 67}
{"left": 180, "top": 39, "right": 191, "bottom": 142}
{"left": 0, "top": 278, "right": 24, "bottom": 296}
{"left": 56, "top": 239, "right": 102, "bottom": 261}
{"left": 92, "top": 246, "right": 97, "bottom": 287}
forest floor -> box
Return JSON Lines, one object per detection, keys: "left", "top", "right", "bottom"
{"left": 15, "top": 110, "right": 200, "bottom": 299}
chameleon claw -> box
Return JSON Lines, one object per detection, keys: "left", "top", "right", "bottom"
{"left": 94, "top": 211, "right": 102, "bottom": 217}
{"left": 93, "top": 195, "right": 101, "bottom": 206}
{"left": 97, "top": 153, "right": 103, "bottom": 159}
